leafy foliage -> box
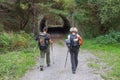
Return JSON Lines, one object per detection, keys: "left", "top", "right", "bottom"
{"left": 0, "top": 1, "right": 33, "bottom": 32}
{"left": 0, "top": 31, "right": 38, "bottom": 80}
{"left": 0, "top": 32, "right": 33, "bottom": 53}
{"left": 95, "top": 31, "right": 120, "bottom": 44}
{"left": 99, "top": 0, "right": 120, "bottom": 24}
{"left": 0, "top": 0, "right": 120, "bottom": 37}
{"left": 74, "top": 0, "right": 120, "bottom": 38}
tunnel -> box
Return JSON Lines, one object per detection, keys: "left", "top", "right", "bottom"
{"left": 39, "top": 14, "right": 71, "bottom": 34}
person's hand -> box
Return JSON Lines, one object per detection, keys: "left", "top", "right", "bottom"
{"left": 50, "top": 40, "right": 53, "bottom": 44}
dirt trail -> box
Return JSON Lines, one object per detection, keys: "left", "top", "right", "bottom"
{"left": 20, "top": 42, "right": 104, "bottom": 80}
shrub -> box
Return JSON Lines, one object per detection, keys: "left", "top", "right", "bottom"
{"left": 0, "top": 32, "right": 34, "bottom": 53}
{"left": 109, "top": 31, "right": 120, "bottom": 42}
{"left": 0, "top": 32, "right": 13, "bottom": 47}
{"left": 95, "top": 31, "right": 120, "bottom": 44}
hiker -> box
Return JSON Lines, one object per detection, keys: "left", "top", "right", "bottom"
{"left": 36, "top": 27, "right": 53, "bottom": 71}
{"left": 65, "top": 27, "right": 83, "bottom": 74}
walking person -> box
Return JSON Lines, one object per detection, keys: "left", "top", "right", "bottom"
{"left": 66, "top": 27, "right": 83, "bottom": 74}
{"left": 36, "top": 27, "right": 53, "bottom": 71}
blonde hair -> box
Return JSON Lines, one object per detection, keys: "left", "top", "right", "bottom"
{"left": 70, "top": 27, "right": 78, "bottom": 32}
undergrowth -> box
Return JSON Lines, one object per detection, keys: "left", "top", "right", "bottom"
{"left": 82, "top": 39, "right": 120, "bottom": 80}
{"left": 0, "top": 32, "right": 39, "bottom": 80}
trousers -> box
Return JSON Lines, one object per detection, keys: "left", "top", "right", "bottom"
{"left": 39, "top": 46, "right": 50, "bottom": 67}
{"left": 70, "top": 47, "right": 79, "bottom": 72}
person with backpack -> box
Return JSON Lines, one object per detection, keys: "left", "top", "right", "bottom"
{"left": 36, "top": 27, "right": 53, "bottom": 71}
{"left": 65, "top": 27, "right": 83, "bottom": 74}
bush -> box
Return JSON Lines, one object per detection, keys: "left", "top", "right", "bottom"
{"left": 0, "top": 32, "right": 38, "bottom": 80}
{"left": 0, "top": 32, "right": 34, "bottom": 53}
{"left": 109, "top": 31, "right": 120, "bottom": 42}
{"left": 95, "top": 31, "right": 120, "bottom": 44}
{"left": 0, "top": 32, "right": 13, "bottom": 53}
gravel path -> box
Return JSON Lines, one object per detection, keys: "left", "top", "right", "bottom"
{"left": 20, "top": 42, "right": 104, "bottom": 80}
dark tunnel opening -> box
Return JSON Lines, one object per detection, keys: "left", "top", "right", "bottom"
{"left": 39, "top": 15, "right": 71, "bottom": 34}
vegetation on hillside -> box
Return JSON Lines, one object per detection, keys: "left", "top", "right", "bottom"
{"left": 0, "top": 31, "right": 34, "bottom": 53}
{"left": 0, "top": 0, "right": 120, "bottom": 37}
{"left": 0, "top": 32, "right": 39, "bottom": 80}
{"left": 82, "top": 39, "right": 120, "bottom": 80}
{"left": 0, "top": 0, "right": 120, "bottom": 80}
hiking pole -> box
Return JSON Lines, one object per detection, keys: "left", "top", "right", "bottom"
{"left": 34, "top": 43, "right": 38, "bottom": 54}
{"left": 51, "top": 44, "right": 55, "bottom": 64}
{"left": 64, "top": 50, "right": 69, "bottom": 68}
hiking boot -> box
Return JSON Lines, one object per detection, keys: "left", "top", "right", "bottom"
{"left": 47, "top": 64, "right": 50, "bottom": 67}
{"left": 40, "top": 67, "right": 44, "bottom": 71}
{"left": 40, "top": 66, "right": 44, "bottom": 71}
{"left": 72, "top": 71, "right": 76, "bottom": 74}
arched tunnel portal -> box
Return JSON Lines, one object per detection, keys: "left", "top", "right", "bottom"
{"left": 39, "top": 14, "right": 71, "bottom": 34}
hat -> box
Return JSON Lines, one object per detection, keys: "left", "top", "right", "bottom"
{"left": 70, "top": 27, "right": 78, "bottom": 32}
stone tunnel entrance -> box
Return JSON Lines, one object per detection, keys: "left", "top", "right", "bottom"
{"left": 39, "top": 14, "right": 71, "bottom": 35}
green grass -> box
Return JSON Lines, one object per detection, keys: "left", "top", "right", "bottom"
{"left": 0, "top": 48, "right": 39, "bottom": 80}
{"left": 88, "top": 62, "right": 100, "bottom": 69}
{"left": 81, "top": 39, "right": 120, "bottom": 80}
{"left": 57, "top": 40, "right": 64, "bottom": 46}
{"left": 0, "top": 32, "right": 40, "bottom": 80}
{"left": 87, "top": 58, "right": 100, "bottom": 69}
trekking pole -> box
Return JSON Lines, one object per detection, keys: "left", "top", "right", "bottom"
{"left": 64, "top": 50, "right": 69, "bottom": 68}
{"left": 34, "top": 43, "right": 38, "bottom": 54}
{"left": 51, "top": 44, "right": 55, "bottom": 64}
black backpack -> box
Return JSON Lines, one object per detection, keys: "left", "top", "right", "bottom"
{"left": 70, "top": 34, "right": 79, "bottom": 48}
{"left": 38, "top": 33, "right": 50, "bottom": 50}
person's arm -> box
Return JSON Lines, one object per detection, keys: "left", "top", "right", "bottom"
{"left": 48, "top": 34, "right": 53, "bottom": 44}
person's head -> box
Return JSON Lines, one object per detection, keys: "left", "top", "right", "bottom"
{"left": 70, "top": 27, "right": 78, "bottom": 34}
{"left": 43, "top": 27, "right": 48, "bottom": 32}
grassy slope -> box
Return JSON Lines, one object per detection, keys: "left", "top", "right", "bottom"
{"left": 81, "top": 39, "right": 120, "bottom": 80}
{"left": 0, "top": 46, "right": 39, "bottom": 80}
{"left": 0, "top": 33, "right": 39, "bottom": 80}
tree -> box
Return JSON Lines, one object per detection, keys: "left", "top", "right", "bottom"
{"left": 0, "top": 0, "right": 34, "bottom": 32}
{"left": 74, "top": 0, "right": 120, "bottom": 37}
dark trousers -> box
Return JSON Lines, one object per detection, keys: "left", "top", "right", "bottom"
{"left": 70, "top": 47, "right": 79, "bottom": 72}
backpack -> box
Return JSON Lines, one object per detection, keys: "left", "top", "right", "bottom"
{"left": 38, "top": 33, "right": 50, "bottom": 50}
{"left": 69, "top": 34, "right": 79, "bottom": 48}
